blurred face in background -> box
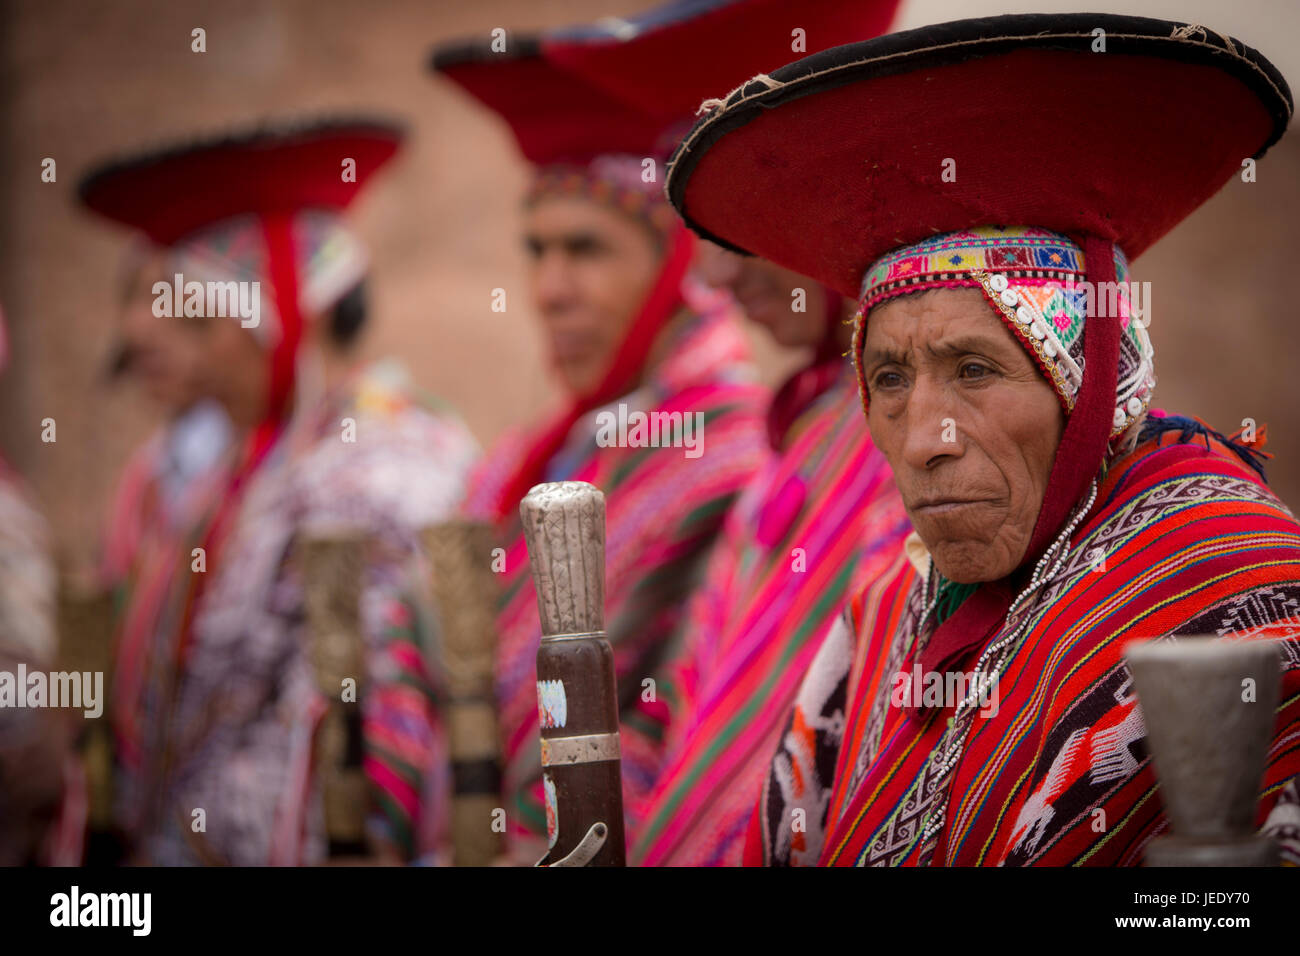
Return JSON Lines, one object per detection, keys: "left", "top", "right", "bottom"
{"left": 187, "top": 311, "right": 268, "bottom": 428}
{"left": 696, "top": 243, "right": 832, "bottom": 349}
{"left": 523, "top": 194, "right": 662, "bottom": 396}
{"left": 116, "top": 252, "right": 207, "bottom": 411}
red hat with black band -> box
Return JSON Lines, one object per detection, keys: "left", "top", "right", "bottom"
{"left": 666, "top": 13, "right": 1290, "bottom": 296}
{"left": 664, "top": 13, "right": 1292, "bottom": 680}
{"left": 79, "top": 115, "right": 404, "bottom": 455}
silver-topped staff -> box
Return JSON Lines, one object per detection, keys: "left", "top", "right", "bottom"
{"left": 520, "top": 481, "right": 626, "bottom": 867}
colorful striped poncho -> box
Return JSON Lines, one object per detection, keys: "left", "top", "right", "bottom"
{"left": 631, "top": 369, "right": 909, "bottom": 865}
{"left": 462, "top": 295, "right": 769, "bottom": 853}
{"left": 0, "top": 460, "right": 56, "bottom": 667}
{"left": 144, "top": 361, "right": 479, "bottom": 865}
{"left": 102, "top": 402, "right": 233, "bottom": 841}
{"left": 749, "top": 422, "right": 1300, "bottom": 865}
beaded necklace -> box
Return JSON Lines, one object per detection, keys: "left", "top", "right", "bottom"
{"left": 911, "top": 478, "right": 1100, "bottom": 863}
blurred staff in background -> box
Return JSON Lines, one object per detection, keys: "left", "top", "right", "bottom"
{"left": 91, "top": 243, "right": 235, "bottom": 865}
{"left": 77, "top": 117, "right": 480, "bottom": 865}
{"left": 431, "top": 7, "right": 776, "bottom": 859}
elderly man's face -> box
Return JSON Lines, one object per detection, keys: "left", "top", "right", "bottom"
{"left": 863, "top": 288, "right": 1065, "bottom": 583}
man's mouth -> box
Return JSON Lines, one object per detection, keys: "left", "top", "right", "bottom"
{"left": 910, "top": 497, "right": 995, "bottom": 516}
{"left": 548, "top": 331, "right": 594, "bottom": 363}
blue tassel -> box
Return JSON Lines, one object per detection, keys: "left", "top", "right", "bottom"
{"left": 1137, "top": 414, "right": 1268, "bottom": 483}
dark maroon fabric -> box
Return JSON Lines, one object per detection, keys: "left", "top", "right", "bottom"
{"left": 544, "top": 0, "right": 901, "bottom": 122}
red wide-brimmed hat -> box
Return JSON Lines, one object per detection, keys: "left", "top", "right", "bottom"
{"left": 431, "top": 35, "right": 662, "bottom": 166}
{"left": 78, "top": 116, "right": 404, "bottom": 246}
{"left": 430, "top": 0, "right": 902, "bottom": 166}
{"left": 543, "top": 0, "right": 901, "bottom": 125}
{"left": 666, "top": 13, "right": 1293, "bottom": 297}
{"left": 78, "top": 116, "right": 406, "bottom": 469}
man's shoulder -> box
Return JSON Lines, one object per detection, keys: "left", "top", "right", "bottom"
{"left": 1101, "top": 417, "right": 1292, "bottom": 522}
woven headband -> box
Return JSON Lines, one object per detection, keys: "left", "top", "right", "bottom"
{"left": 852, "top": 226, "right": 1156, "bottom": 437}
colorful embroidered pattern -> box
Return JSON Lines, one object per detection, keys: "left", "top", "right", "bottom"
{"left": 170, "top": 210, "right": 368, "bottom": 344}
{"left": 751, "top": 426, "right": 1300, "bottom": 866}
{"left": 528, "top": 156, "right": 678, "bottom": 238}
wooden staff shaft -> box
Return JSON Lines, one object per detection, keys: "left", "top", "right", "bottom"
{"left": 521, "top": 481, "right": 625, "bottom": 867}
{"left": 299, "top": 533, "right": 369, "bottom": 857}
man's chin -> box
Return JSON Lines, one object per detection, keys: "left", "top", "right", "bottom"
{"left": 927, "top": 540, "right": 1017, "bottom": 585}
{"left": 551, "top": 362, "right": 597, "bottom": 396}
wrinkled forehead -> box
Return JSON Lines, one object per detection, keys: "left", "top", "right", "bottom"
{"left": 861, "top": 287, "right": 1020, "bottom": 359}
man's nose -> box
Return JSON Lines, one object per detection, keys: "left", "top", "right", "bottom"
{"left": 695, "top": 243, "right": 743, "bottom": 290}
{"left": 120, "top": 299, "right": 156, "bottom": 342}
{"left": 899, "top": 375, "right": 963, "bottom": 471}
{"left": 532, "top": 250, "right": 578, "bottom": 315}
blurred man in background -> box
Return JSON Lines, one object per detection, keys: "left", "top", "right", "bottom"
{"left": 77, "top": 117, "right": 479, "bottom": 865}
{"left": 92, "top": 246, "right": 234, "bottom": 864}
{"left": 433, "top": 0, "right": 908, "bottom": 863}
{"left": 432, "top": 19, "right": 773, "bottom": 858}
{"left": 634, "top": 248, "right": 911, "bottom": 866}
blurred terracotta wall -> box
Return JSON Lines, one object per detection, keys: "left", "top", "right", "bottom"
{"left": 1, "top": 0, "right": 1297, "bottom": 575}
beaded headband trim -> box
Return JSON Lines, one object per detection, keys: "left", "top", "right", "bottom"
{"left": 526, "top": 155, "right": 677, "bottom": 239}
{"left": 852, "top": 226, "right": 1156, "bottom": 438}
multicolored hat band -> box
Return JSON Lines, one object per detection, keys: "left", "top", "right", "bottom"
{"left": 526, "top": 154, "right": 678, "bottom": 241}
{"left": 168, "top": 210, "right": 369, "bottom": 348}
{"left": 851, "top": 226, "right": 1156, "bottom": 440}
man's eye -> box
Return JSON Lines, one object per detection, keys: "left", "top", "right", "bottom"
{"left": 871, "top": 370, "right": 904, "bottom": 390}
{"left": 959, "top": 361, "right": 992, "bottom": 380}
